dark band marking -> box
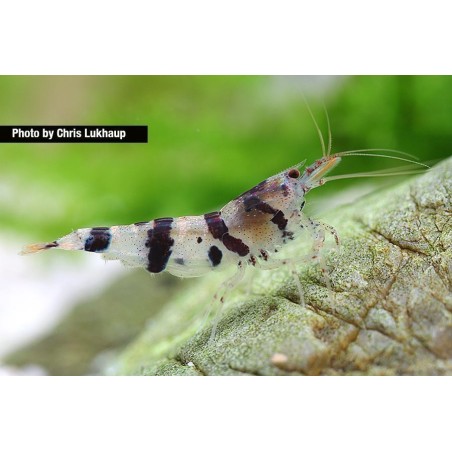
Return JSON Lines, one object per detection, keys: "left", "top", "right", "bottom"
{"left": 271, "top": 210, "right": 288, "bottom": 231}
{"left": 244, "top": 196, "right": 292, "bottom": 237}
{"left": 204, "top": 212, "right": 228, "bottom": 239}
{"left": 134, "top": 221, "right": 149, "bottom": 226}
{"left": 260, "top": 249, "right": 269, "bottom": 261}
{"left": 175, "top": 258, "right": 185, "bottom": 265}
{"left": 146, "top": 217, "right": 174, "bottom": 273}
{"left": 204, "top": 211, "right": 250, "bottom": 257}
{"left": 244, "top": 196, "right": 277, "bottom": 215}
{"left": 208, "top": 245, "right": 223, "bottom": 267}
{"left": 197, "top": 236, "right": 203, "bottom": 243}
{"left": 249, "top": 255, "right": 257, "bottom": 266}
{"left": 243, "top": 196, "right": 262, "bottom": 212}
{"left": 222, "top": 234, "right": 249, "bottom": 256}
{"left": 84, "top": 227, "right": 111, "bottom": 252}
{"left": 45, "top": 241, "right": 58, "bottom": 249}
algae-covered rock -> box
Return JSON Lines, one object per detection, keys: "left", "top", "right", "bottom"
{"left": 116, "top": 157, "right": 452, "bottom": 376}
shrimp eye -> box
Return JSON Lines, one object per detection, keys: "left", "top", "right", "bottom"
{"left": 288, "top": 169, "right": 300, "bottom": 179}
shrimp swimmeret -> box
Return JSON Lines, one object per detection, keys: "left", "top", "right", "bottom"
{"left": 21, "top": 145, "right": 427, "bottom": 339}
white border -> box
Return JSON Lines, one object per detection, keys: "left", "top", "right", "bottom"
{"left": 1, "top": 1, "right": 451, "bottom": 74}
{"left": 1, "top": 377, "right": 451, "bottom": 450}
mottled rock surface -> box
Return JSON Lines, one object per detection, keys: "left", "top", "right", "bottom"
{"left": 117, "top": 158, "right": 452, "bottom": 376}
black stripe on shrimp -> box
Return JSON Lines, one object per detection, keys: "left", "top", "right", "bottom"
{"left": 243, "top": 195, "right": 290, "bottom": 234}
{"left": 84, "top": 227, "right": 111, "bottom": 252}
{"left": 243, "top": 195, "right": 277, "bottom": 214}
{"left": 146, "top": 217, "right": 175, "bottom": 273}
{"left": 204, "top": 212, "right": 250, "bottom": 257}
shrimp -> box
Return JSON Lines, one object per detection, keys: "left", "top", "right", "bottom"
{"left": 21, "top": 114, "right": 428, "bottom": 340}
{"left": 20, "top": 154, "right": 342, "bottom": 279}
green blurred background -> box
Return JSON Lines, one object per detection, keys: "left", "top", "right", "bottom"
{"left": 1, "top": 75, "right": 450, "bottom": 240}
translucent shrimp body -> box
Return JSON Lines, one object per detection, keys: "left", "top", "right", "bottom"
{"left": 21, "top": 155, "right": 342, "bottom": 279}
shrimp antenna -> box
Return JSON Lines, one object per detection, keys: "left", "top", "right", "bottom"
{"left": 335, "top": 152, "right": 430, "bottom": 168}
{"left": 338, "top": 148, "right": 419, "bottom": 160}
{"left": 324, "top": 163, "right": 429, "bottom": 182}
{"left": 324, "top": 170, "right": 426, "bottom": 182}
{"left": 302, "top": 94, "right": 326, "bottom": 157}
{"left": 323, "top": 102, "right": 332, "bottom": 156}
